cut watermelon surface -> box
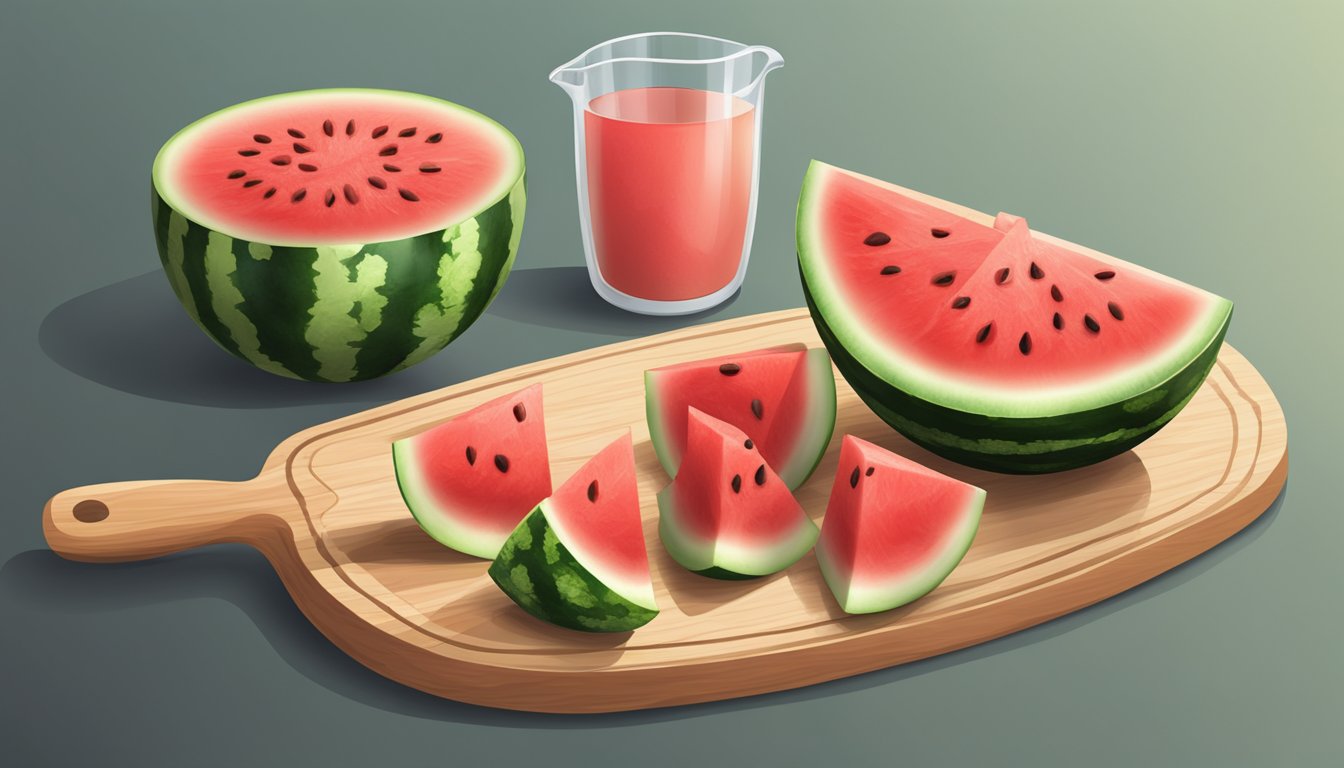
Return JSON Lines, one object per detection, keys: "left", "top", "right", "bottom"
{"left": 645, "top": 344, "right": 836, "bottom": 490}
{"left": 658, "top": 409, "right": 818, "bottom": 579}
{"left": 798, "top": 161, "right": 1232, "bottom": 472}
{"left": 393, "top": 384, "right": 550, "bottom": 559}
{"left": 816, "top": 436, "right": 984, "bottom": 614}
{"left": 489, "top": 434, "right": 658, "bottom": 632}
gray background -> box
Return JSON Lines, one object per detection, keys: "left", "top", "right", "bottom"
{"left": 2, "top": 1, "right": 1339, "bottom": 765}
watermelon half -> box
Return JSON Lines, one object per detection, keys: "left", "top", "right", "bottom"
{"left": 658, "top": 408, "right": 819, "bottom": 579}
{"left": 489, "top": 433, "right": 658, "bottom": 633}
{"left": 645, "top": 344, "right": 836, "bottom": 490}
{"left": 152, "top": 89, "right": 526, "bottom": 382}
{"left": 393, "top": 384, "right": 550, "bottom": 559}
{"left": 816, "top": 435, "right": 984, "bottom": 614}
{"left": 798, "top": 161, "right": 1233, "bottom": 473}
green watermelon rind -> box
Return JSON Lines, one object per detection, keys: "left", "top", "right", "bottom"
{"left": 796, "top": 160, "right": 1234, "bottom": 419}
{"left": 488, "top": 503, "right": 658, "bottom": 633}
{"left": 151, "top": 89, "right": 526, "bottom": 383}
{"left": 816, "top": 487, "right": 985, "bottom": 615}
{"left": 656, "top": 482, "right": 819, "bottom": 579}
{"left": 392, "top": 437, "right": 509, "bottom": 560}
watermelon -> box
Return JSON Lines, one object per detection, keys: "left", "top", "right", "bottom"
{"left": 658, "top": 408, "right": 818, "bottom": 579}
{"left": 151, "top": 89, "right": 526, "bottom": 382}
{"left": 816, "top": 435, "right": 985, "bottom": 614}
{"left": 797, "top": 161, "right": 1233, "bottom": 473}
{"left": 392, "top": 384, "right": 550, "bottom": 559}
{"left": 489, "top": 434, "right": 658, "bottom": 632}
{"left": 645, "top": 344, "right": 836, "bottom": 490}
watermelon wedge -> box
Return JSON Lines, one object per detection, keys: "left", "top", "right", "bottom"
{"left": 645, "top": 344, "right": 836, "bottom": 490}
{"left": 393, "top": 384, "right": 550, "bottom": 559}
{"left": 658, "top": 408, "right": 818, "bottom": 579}
{"left": 489, "top": 433, "right": 658, "bottom": 632}
{"left": 152, "top": 89, "right": 526, "bottom": 381}
{"left": 816, "top": 436, "right": 984, "bottom": 614}
{"left": 798, "top": 161, "right": 1233, "bottom": 473}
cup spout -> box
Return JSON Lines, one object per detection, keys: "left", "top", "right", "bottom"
{"left": 548, "top": 66, "right": 585, "bottom": 95}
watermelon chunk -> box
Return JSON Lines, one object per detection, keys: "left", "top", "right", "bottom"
{"left": 816, "top": 436, "right": 984, "bottom": 614}
{"left": 645, "top": 344, "right": 836, "bottom": 490}
{"left": 393, "top": 384, "right": 550, "bottom": 559}
{"left": 658, "top": 408, "right": 818, "bottom": 579}
{"left": 798, "top": 161, "right": 1233, "bottom": 473}
{"left": 489, "top": 434, "right": 658, "bottom": 632}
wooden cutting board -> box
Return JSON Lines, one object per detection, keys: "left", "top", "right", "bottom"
{"left": 43, "top": 309, "right": 1287, "bottom": 713}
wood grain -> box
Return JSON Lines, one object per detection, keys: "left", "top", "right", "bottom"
{"left": 42, "top": 309, "right": 1286, "bottom": 712}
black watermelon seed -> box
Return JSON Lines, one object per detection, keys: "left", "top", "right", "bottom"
{"left": 287, "top": 128, "right": 305, "bottom": 139}
{"left": 426, "top": 132, "right": 443, "bottom": 143}
{"left": 863, "top": 231, "right": 891, "bottom": 246}
{"left": 755, "top": 464, "right": 766, "bottom": 486}
{"left": 932, "top": 271, "right": 956, "bottom": 286}
{"left": 931, "top": 228, "right": 950, "bottom": 238}
{"left": 263, "top": 187, "right": 276, "bottom": 199}
{"left": 324, "top": 189, "right": 336, "bottom": 207}
{"left": 238, "top": 149, "right": 260, "bottom": 157}
{"left": 513, "top": 403, "right": 526, "bottom": 422}
{"left": 379, "top": 144, "right": 398, "bottom": 156}
{"left": 996, "top": 267, "right": 1010, "bottom": 284}
{"left": 976, "top": 322, "right": 993, "bottom": 344}
{"left": 291, "top": 188, "right": 307, "bottom": 203}
{"left": 1084, "top": 314, "right": 1101, "bottom": 333}
{"left": 398, "top": 188, "right": 419, "bottom": 202}
{"left": 719, "top": 363, "right": 741, "bottom": 376}
{"left": 1095, "top": 270, "right": 1116, "bottom": 281}
{"left": 494, "top": 454, "right": 509, "bottom": 473}
{"left": 952, "top": 296, "right": 971, "bottom": 309}
{"left": 322, "top": 119, "right": 334, "bottom": 137}
{"left": 865, "top": 466, "right": 875, "bottom": 476}
{"left": 849, "top": 466, "right": 860, "bottom": 488}
{"left": 345, "top": 119, "right": 355, "bottom": 136}
{"left": 731, "top": 474, "right": 742, "bottom": 493}
{"left": 298, "top": 163, "right": 318, "bottom": 172}
{"left": 270, "top": 155, "right": 291, "bottom": 166}
{"left": 293, "top": 142, "right": 312, "bottom": 153}
{"left": 1053, "top": 312, "right": 1064, "bottom": 330}
{"left": 399, "top": 127, "right": 417, "bottom": 138}
{"left": 744, "top": 439, "right": 754, "bottom": 450}
{"left": 1108, "top": 301, "right": 1125, "bottom": 320}
{"left": 419, "top": 163, "right": 441, "bottom": 173}
{"left": 880, "top": 265, "right": 902, "bottom": 275}
{"left": 227, "top": 169, "right": 246, "bottom": 179}
{"left": 343, "top": 184, "right": 359, "bottom": 205}
{"left": 372, "top": 125, "right": 389, "bottom": 139}
{"left": 253, "top": 134, "right": 271, "bottom": 144}
{"left": 384, "top": 164, "right": 401, "bottom": 173}
{"left": 751, "top": 398, "right": 764, "bottom": 420}
{"left": 242, "top": 179, "right": 262, "bottom": 188}
{"left": 1030, "top": 262, "right": 1044, "bottom": 280}
{"left": 367, "top": 176, "right": 387, "bottom": 190}
{"left": 1051, "top": 284, "right": 1063, "bottom": 302}
{"left": 587, "top": 480, "right": 598, "bottom": 502}
{"left": 1019, "top": 332, "right": 1032, "bottom": 355}
{"left": 465, "top": 446, "right": 477, "bottom": 465}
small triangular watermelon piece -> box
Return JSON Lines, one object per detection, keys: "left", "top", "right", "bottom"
{"left": 393, "top": 384, "right": 551, "bottom": 559}
{"left": 816, "top": 435, "right": 985, "bottom": 614}
{"left": 489, "top": 434, "right": 658, "bottom": 633}
{"left": 658, "top": 408, "right": 819, "bottom": 579}
{"left": 645, "top": 344, "right": 836, "bottom": 490}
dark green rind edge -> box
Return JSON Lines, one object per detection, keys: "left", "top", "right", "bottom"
{"left": 150, "top": 176, "right": 523, "bottom": 382}
{"left": 488, "top": 506, "right": 658, "bottom": 634}
{"left": 802, "top": 273, "right": 1231, "bottom": 474}
{"left": 693, "top": 565, "right": 766, "bottom": 581}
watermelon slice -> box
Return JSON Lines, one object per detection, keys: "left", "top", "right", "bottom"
{"left": 658, "top": 408, "right": 818, "bottom": 579}
{"left": 645, "top": 344, "right": 836, "bottom": 490}
{"left": 798, "top": 161, "right": 1233, "bottom": 473}
{"left": 816, "top": 435, "right": 985, "bottom": 614}
{"left": 489, "top": 434, "right": 658, "bottom": 632}
{"left": 152, "top": 89, "right": 526, "bottom": 382}
{"left": 393, "top": 384, "right": 550, "bottom": 559}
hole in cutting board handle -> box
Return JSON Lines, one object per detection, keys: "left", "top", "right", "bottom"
{"left": 72, "top": 500, "right": 109, "bottom": 523}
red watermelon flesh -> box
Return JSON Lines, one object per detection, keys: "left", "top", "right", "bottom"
{"left": 645, "top": 344, "right": 836, "bottom": 490}
{"left": 816, "top": 435, "right": 984, "bottom": 614}
{"left": 393, "top": 383, "right": 551, "bottom": 559}
{"left": 657, "top": 408, "right": 818, "bottom": 578}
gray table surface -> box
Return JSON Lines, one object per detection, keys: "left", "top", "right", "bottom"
{"left": 3, "top": 1, "right": 1339, "bottom": 765}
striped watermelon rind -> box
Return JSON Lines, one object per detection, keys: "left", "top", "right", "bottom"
{"left": 151, "top": 89, "right": 526, "bottom": 382}
{"left": 488, "top": 503, "right": 658, "bottom": 633}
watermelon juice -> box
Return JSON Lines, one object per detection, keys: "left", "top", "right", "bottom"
{"left": 583, "top": 86, "right": 756, "bottom": 302}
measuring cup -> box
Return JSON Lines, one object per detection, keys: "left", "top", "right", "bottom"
{"left": 550, "top": 32, "right": 784, "bottom": 315}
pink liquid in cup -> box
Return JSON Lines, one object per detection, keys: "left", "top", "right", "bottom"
{"left": 583, "top": 87, "right": 756, "bottom": 302}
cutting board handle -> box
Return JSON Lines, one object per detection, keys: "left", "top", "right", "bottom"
{"left": 44, "top": 477, "right": 284, "bottom": 563}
